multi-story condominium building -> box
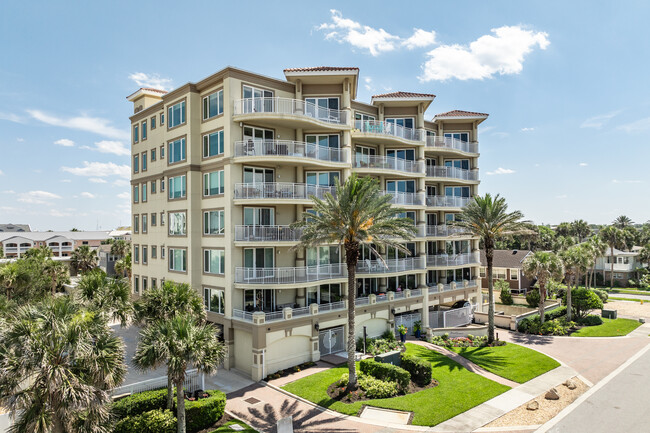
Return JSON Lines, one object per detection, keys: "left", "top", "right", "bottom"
{"left": 127, "top": 66, "right": 487, "bottom": 380}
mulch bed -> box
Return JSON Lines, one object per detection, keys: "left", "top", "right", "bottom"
{"left": 326, "top": 378, "right": 439, "bottom": 403}
{"left": 265, "top": 361, "right": 317, "bottom": 381}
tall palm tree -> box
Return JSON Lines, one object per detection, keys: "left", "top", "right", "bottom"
{"left": 600, "top": 225, "right": 624, "bottom": 289}
{"left": 76, "top": 269, "right": 133, "bottom": 326}
{"left": 0, "top": 296, "right": 126, "bottom": 433}
{"left": 560, "top": 246, "right": 591, "bottom": 321}
{"left": 639, "top": 243, "right": 650, "bottom": 272}
{"left": 23, "top": 245, "right": 53, "bottom": 260}
{"left": 292, "top": 174, "right": 416, "bottom": 390}
{"left": 43, "top": 259, "right": 70, "bottom": 295}
{"left": 585, "top": 236, "right": 607, "bottom": 288}
{"left": 454, "top": 193, "right": 528, "bottom": 343}
{"left": 71, "top": 245, "right": 98, "bottom": 275}
{"left": 571, "top": 219, "right": 591, "bottom": 243}
{"left": 553, "top": 235, "right": 575, "bottom": 253}
{"left": 114, "top": 252, "right": 132, "bottom": 280}
{"left": 0, "top": 262, "right": 28, "bottom": 300}
{"left": 613, "top": 215, "right": 633, "bottom": 229}
{"left": 522, "top": 251, "right": 564, "bottom": 323}
{"left": 110, "top": 239, "right": 131, "bottom": 259}
{"left": 133, "top": 280, "right": 206, "bottom": 409}
{"left": 133, "top": 315, "right": 225, "bottom": 433}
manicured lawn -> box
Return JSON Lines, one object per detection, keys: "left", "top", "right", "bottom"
{"left": 210, "top": 420, "right": 258, "bottom": 432}
{"left": 572, "top": 318, "right": 642, "bottom": 337}
{"left": 610, "top": 289, "right": 650, "bottom": 295}
{"left": 609, "top": 297, "right": 643, "bottom": 302}
{"left": 448, "top": 343, "right": 560, "bottom": 384}
{"left": 281, "top": 343, "right": 510, "bottom": 426}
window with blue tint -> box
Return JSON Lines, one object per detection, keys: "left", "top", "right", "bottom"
{"left": 141, "top": 152, "right": 147, "bottom": 171}
{"left": 133, "top": 154, "right": 139, "bottom": 173}
{"left": 204, "top": 210, "right": 225, "bottom": 235}
{"left": 168, "top": 100, "right": 186, "bottom": 128}
{"left": 141, "top": 183, "right": 147, "bottom": 202}
{"left": 133, "top": 185, "right": 139, "bottom": 203}
{"left": 142, "top": 120, "right": 147, "bottom": 140}
{"left": 202, "top": 130, "right": 224, "bottom": 158}
{"left": 133, "top": 215, "right": 139, "bottom": 233}
{"left": 151, "top": 148, "right": 156, "bottom": 161}
{"left": 203, "top": 90, "right": 224, "bottom": 120}
{"left": 134, "top": 245, "right": 139, "bottom": 263}
{"left": 305, "top": 171, "right": 339, "bottom": 186}
{"left": 203, "top": 170, "right": 224, "bottom": 196}
{"left": 151, "top": 116, "right": 156, "bottom": 130}
{"left": 386, "top": 180, "right": 415, "bottom": 193}
{"left": 168, "top": 138, "right": 186, "bottom": 164}
{"left": 386, "top": 149, "right": 415, "bottom": 161}
{"left": 203, "top": 249, "right": 225, "bottom": 274}
{"left": 444, "top": 186, "right": 470, "bottom": 197}
{"left": 169, "top": 248, "right": 187, "bottom": 272}
{"left": 133, "top": 124, "right": 139, "bottom": 143}
{"left": 160, "top": 113, "right": 165, "bottom": 125}
{"left": 168, "top": 175, "right": 186, "bottom": 199}
{"left": 386, "top": 117, "right": 414, "bottom": 129}
{"left": 444, "top": 132, "right": 469, "bottom": 142}
{"left": 444, "top": 159, "right": 469, "bottom": 170}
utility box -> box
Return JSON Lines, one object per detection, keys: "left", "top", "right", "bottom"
{"left": 602, "top": 309, "right": 617, "bottom": 319}
{"left": 374, "top": 350, "right": 401, "bottom": 366}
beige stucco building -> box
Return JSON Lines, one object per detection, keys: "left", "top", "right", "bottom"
{"left": 127, "top": 66, "right": 487, "bottom": 380}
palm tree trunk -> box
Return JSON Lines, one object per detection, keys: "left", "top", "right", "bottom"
{"left": 539, "top": 283, "right": 546, "bottom": 324}
{"left": 176, "top": 378, "right": 186, "bottom": 433}
{"left": 566, "top": 277, "right": 573, "bottom": 321}
{"left": 52, "top": 417, "right": 66, "bottom": 433}
{"left": 610, "top": 246, "right": 615, "bottom": 290}
{"left": 344, "top": 242, "right": 359, "bottom": 391}
{"left": 167, "top": 373, "right": 174, "bottom": 410}
{"left": 486, "top": 245, "right": 495, "bottom": 343}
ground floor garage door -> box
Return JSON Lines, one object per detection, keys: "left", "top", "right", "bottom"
{"left": 319, "top": 326, "right": 345, "bottom": 356}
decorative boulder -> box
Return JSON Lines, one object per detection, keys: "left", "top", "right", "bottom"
{"left": 564, "top": 379, "right": 577, "bottom": 390}
{"left": 526, "top": 400, "right": 539, "bottom": 411}
{"left": 545, "top": 388, "right": 560, "bottom": 400}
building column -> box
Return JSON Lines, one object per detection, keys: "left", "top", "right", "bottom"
{"left": 421, "top": 287, "right": 430, "bottom": 328}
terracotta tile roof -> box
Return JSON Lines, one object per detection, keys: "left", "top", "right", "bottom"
{"left": 479, "top": 250, "right": 532, "bottom": 268}
{"left": 140, "top": 87, "right": 168, "bottom": 94}
{"left": 372, "top": 91, "right": 436, "bottom": 99}
{"left": 434, "top": 109, "right": 489, "bottom": 118}
{"left": 284, "top": 66, "right": 359, "bottom": 72}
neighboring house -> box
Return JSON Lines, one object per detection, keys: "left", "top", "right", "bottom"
{"left": 594, "top": 247, "right": 645, "bottom": 287}
{"left": 0, "top": 223, "right": 31, "bottom": 232}
{"left": 98, "top": 244, "right": 119, "bottom": 276}
{"left": 0, "top": 230, "right": 126, "bottom": 258}
{"left": 479, "top": 250, "right": 534, "bottom": 293}
{"left": 128, "top": 65, "right": 487, "bottom": 380}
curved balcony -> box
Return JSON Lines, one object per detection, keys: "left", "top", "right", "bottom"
{"left": 234, "top": 264, "right": 345, "bottom": 286}
{"left": 352, "top": 120, "right": 425, "bottom": 145}
{"left": 234, "top": 182, "right": 336, "bottom": 204}
{"left": 357, "top": 256, "right": 426, "bottom": 275}
{"left": 233, "top": 98, "right": 349, "bottom": 130}
{"left": 426, "top": 166, "right": 479, "bottom": 182}
{"left": 234, "top": 225, "right": 303, "bottom": 243}
{"left": 428, "top": 280, "right": 479, "bottom": 293}
{"left": 234, "top": 140, "right": 348, "bottom": 167}
{"left": 426, "top": 225, "right": 469, "bottom": 238}
{"left": 382, "top": 191, "right": 426, "bottom": 207}
{"left": 354, "top": 155, "right": 424, "bottom": 177}
{"left": 426, "top": 136, "right": 478, "bottom": 155}
{"left": 426, "top": 252, "right": 480, "bottom": 268}
{"left": 426, "top": 195, "right": 471, "bottom": 209}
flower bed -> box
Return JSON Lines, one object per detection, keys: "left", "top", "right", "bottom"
{"left": 429, "top": 333, "right": 506, "bottom": 348}
{"left": 264, "top": 361, "right": 317, "bottom": 381}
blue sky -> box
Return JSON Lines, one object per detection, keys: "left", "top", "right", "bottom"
{"left": 1, "top": 0, "right": 649, "bottom": 230}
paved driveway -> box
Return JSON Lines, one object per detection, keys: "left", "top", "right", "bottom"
{"left": 112, "top": 323, "right": 167, "bottom": 385}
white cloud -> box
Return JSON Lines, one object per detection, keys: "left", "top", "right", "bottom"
{"left": 2, "top": 190, "right": 14, "bottom": 194}
{"left": 419, "top": 25, "right": 549, "bottom": 81}
{"left": 521, "top": 127, "right": 535, "bottom": 132}
{"left": 89, "top": 177, "right": 107, "bottom": 184}
{"left": 402, "top": 29, "right": 437, "bottom": 49}
{"left": 364, "top": 77, "right": 374, "bottom": 92}
{"left": 27, "top": 110, "right": 129, "bottom": 140}
{"left": 80, "top": 192, "right": 96, "bottom": 199}
{"left": 54, "top": 138, "right": 75, "bottom": 147}
{"left": 117, "top": 192, "right": 130, "bottom": 200}
{"left": 318, "top": 10, "right": 436, "bottom": 56}
{"left": 612, "top": 179, "right": 643, "bottom": 184}
{"left": 113, "top": 179, "right": 129, "bottom": 187}
{"left": 0, "top": 112, "right": 25, "bottom": 123}
{"left": 579, "top": 162, "right": 588, "bottom": 167}
{"left": 128, "top": 72, "right": 173, "bottom": 91}
{"left": 49, "top": 209, "right": 74, "bottom": 218}
{"left": 61, "top": 161, "right": 130, "bottom": 179}
{"left": 617, "top": 117, "right": 650, "bottom": 134}
{"left": 81, "top": 140, "right": 130, "bottom": 156}
{"left": 18, "top": 190, "right": 62, "bottom": 204}
{"left": 556, "top": 194, "right": 568, "bottom": 199}
{"left": 60, "top": 179, "right": 72, "bottom": 183}
{"left": 486, "top": 167, "right": 516, "bottom": 175}
{"left": 16, "top": 138, "right": 24, "bottom": 142}
{"left": 0, "top": 170, "right": 3, "bottom": 175}
{"left": 580, "top": 111, "right": 621, "bottom": 129}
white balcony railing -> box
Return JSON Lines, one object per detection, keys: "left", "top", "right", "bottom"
{"left": 354, "top": 120, "right": 425, "bottom": 142}
{"left": 234, "top": 140, "right": 346, "bottom": 163}
{"left": 426, "top": 225, "right": 468, "bottom": 237}
{"left": 426, "top": 195, "right": 471, "bottom": 208}
{"left": 357, "top": 256, "right": 426, "bottom": 274}
{"left": 426, "top": 252, "right": 480, "bottom": 267}
{"left": 234, "top": 225, "right": 302, "bottom": 242}
{"left": 382, "top": 191, "right": 426, "bottom": 206}
{"left": 234, "top": 263, "right": 345, "bottom": 285}
{"left": 234, "top": 97, "right": 348, "bottom": 126}
{"left": 428, "top": 280, "right": 479, "bottom": 293}
{"left": 354, "top": 155, "right": 424, "bottom": 174}
{"left": 426, "top": 136, "right": 478, "bottom": 154}
{"left": 426, "top": 166, "right": 479, "bottom": 181}
{"left": 234, "top": 182, "right": 336, "bottom": 200}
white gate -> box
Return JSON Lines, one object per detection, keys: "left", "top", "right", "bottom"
{"left": 429, "top": 305, "right": 473, "bottom": 329}
{"left": 394, "top": 312, "right": 421, "bottom": 335}
{"left": 319, "top": 326, "right": 345, "bottom": 356}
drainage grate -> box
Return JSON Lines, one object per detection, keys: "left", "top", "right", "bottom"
{"left": 244, "top": 397, "right": 261, "bottom": 405}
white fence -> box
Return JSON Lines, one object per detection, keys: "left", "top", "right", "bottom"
{"left": 111, "top": 369, "right": 202, "bottom": 397}
{"left": 429, "top": 305, "right": 474, "bottom": 329}
{"left": 395, "top": 312, "right": 421, "bottom": 335}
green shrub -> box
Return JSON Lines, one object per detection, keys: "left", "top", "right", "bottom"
{"left": 564, "top": 288, "right": 603, "bottom": 319}
{"left": 400, "top": 354, "right": 432, "bottom": 386}
{"left": 111, "top": 388, "right": 167, "bottom": 418}
{"left": 526, "top": 290, "right": 541, "bottom": 308}
{"left": 540, "top": 318, "right": 575, "bottom": 336}
{"left": 113, "top": 409, "right": 176, "bottom": 433}
{"left": 517, "top": 315, "right": 540, "bottom": 334}
{"left": 358, "top": 375, "right": 399, "bottom": 399}
{"left": 579, "top": 314, "right": 603, "bottom": 326}
{"left": 381, "top": 329, "right": 396, "bottom": 341}
{"left": 498, "top": 279, "right": 514, "bottom": 305}
{"left": 545, "top": 306, "right": 567, "bottom": 321}
{"left": 359, "top": 359, "right": 410, "bottom": 391}
{"left": 591, "top": 289, "right": 608, "bottom": 303}
{"left": 185, "top": 390, "right": 226, "bottom": 433}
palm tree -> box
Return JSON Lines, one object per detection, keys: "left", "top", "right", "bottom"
{"left": 71, "top": 245, "right": 98, "bottom": 275}
{"left": 114, "top": 252, "right": 132, "bottom": 280}
{"left": 133, "top": 315, "right": 225, "bottom": 433}
{"left": 454, "top": 193, "right": 528, "bottom": 343}
{"left": 553, "top": 235, "right": 575, "bottom": 253}
{"left": 613, "top": 215, "right": 633, "bottom": 229}
{"left": 560, "top": 246, "right": 591, "bottom": 321}
{"left": 639, "top": 243, "right": 650, "bottom": 272}
{"left": 585, "top": 236, "right": 607, "bottom": 288}
{"left": 76, "top": 269, "right": 133, "bottom": 326}
{"left": 23, "top": 245, "right": 53, "bottom": 260}
{"left": 522, "top": 251, "right": 564, "bottom": 323}
{"left": 43, "top": 259, "right": 70, "bottom": 295}
{"left": 0, "top": 296, "right": 126, "bottom": 433}
{"left": 133, "top": 280, "right": 206, "bottom": 409}
{"left": 292, "top": 174, "right": 416, "bottom": 390}
{"left": 571, "top": 219, "right": 591, "bottom": 243}
{"left": 0, "top": 262, "right": 28, "bottom": 300}
{"left": 110, "top": 239, "right": 131, "bottom": 258}
{"left": 600, "top": 225, "right": 624, "bottom": 289}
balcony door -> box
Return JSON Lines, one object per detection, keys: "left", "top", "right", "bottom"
{"left": 307, "top": 246, "right": 340, "bottom": 276}
{"left": 444, "top": 186, "right": 470, "bottom": 197}
{"left": 426, "top": 213, "right": 437, "bottom": 226}
{"left": 355, "top": 145, "right": 376, "bottom": 166}
{"left": 444, "top": 132, "right": 469, "bottom": 142}
{"left": 444, "top": 159, "right": 470, "bottom": 170}
{"left": 244, "top": 248, "right": 274, "bottom": 280}
{"left": 306, "top": 135, "right": 340, "bottom": 161}
{"left": 244, "top": 289, "right": 275, "bottom": 312}
{"left": 305, "top": 97, "right": 339, "bottom": 121}
{"left": 386, "top": 180, "right": 415, "bottom": 194}
{"left": 243, "top": 86, "right": 273, "bottom": 113}
{"left": 387, "top": 242, "right": 416, "bottom": 260}
{"left": 243, "top": 167, "right": 274, "bottom": 184}
{"left": 244, "top": 207, "right": 274, "bottom": 227}
{"left": 306, "top": 171, "right": 339, "bottom": 187}
{"left": 386, "top": 149, "right": 415, "bottom": 161}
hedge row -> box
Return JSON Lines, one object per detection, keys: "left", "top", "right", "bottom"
{"left": 185, "top": 390, "right": 226, "bottom": 432}
{"left": 359, "top": 359, "right": 410, "bottom": 391}
{"left": 114, "top": 409, "right": 176, "bottom": 433}
{"left": 400, "top": 354, "right": 432, "bottom": 387}
{"left": 112, "top": 388, "right": 167, "bottom": 419}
